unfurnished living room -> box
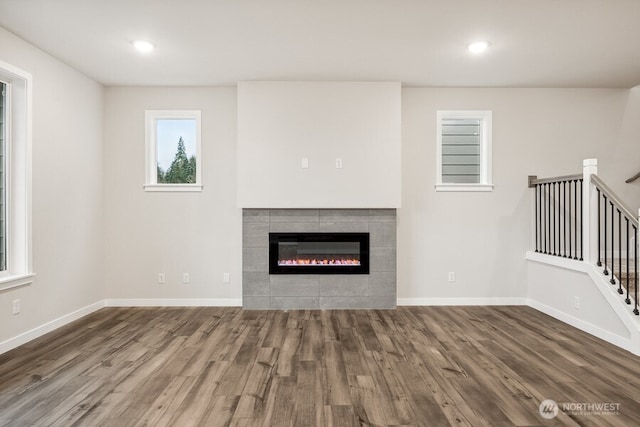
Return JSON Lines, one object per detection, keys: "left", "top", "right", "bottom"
{"left": 1, "top": 1, "right": 640, "bottom": 426}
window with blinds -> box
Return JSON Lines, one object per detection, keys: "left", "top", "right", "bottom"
{"left": 436, "top": 110, "right": 493, "bottom": 192}
{"left": 441, "top": 118, "right": 481, "bottom": 184}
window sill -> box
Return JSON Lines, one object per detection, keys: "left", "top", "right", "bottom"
{"left": 435, "top": 184, "right": 494, "bottom": 192}
{"left": 144, "top": 184, "right": 203, "bottom": 192}
{"left": 0, "top": 273, "right": 35, "bottom": 291}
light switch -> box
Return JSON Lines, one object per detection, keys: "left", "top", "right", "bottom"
{"left": 301, "top": 157, "right": 309, "bottom": 169}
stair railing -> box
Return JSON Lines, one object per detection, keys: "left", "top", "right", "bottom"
{"left": 591, "top": 174, "right": 639, "bottom": 315}
{"left": 529, "top": 174, "right": 583, "bottom": 260}
{"left": 530, "top": 159, "right": 639, "bottom": 316}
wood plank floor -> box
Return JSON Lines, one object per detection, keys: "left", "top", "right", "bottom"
{"left": 1, "top": 306, "right": 639, "bottom": 426}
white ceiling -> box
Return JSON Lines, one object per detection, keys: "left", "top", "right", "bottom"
{"left": 1, "top": 0, "right": 640, "bottom": 88}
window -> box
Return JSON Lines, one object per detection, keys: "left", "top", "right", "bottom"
{"left": 145, "top": 110, "right": 202, "bottom": 192}
{"left": 436, "top": 110, "right": 493, "bottom": 192}
{"left": 0, "top": 60, "right": 34, "bottom": 290}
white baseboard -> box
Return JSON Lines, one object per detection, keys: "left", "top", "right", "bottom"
{"left": 0, "top": 300, "right": 105, "bottom": 355}
{"left": 104, "top": 298, "right": 242, "bottom": 307}
{"left": 526, "top": 298, "right": 638, "bottom": 355}
{"left": 397, "top": 297, "right": 527, "bottom": 306}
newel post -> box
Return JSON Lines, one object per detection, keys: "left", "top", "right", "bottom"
{"left": 582, "top": 159, "right": 598, "bottom": 263}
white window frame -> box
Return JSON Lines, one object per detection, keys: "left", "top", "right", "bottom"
{"left": 0, "top": 60, "right": 34, "bottom": 291}
{"left": 144, "top": 110, "right": 202, "bottom": 192}
{"left": 436, "top": 110, "right": 493, "bottom": 192}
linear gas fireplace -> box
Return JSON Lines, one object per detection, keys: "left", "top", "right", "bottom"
{"left": 269, "top": 232, "right": 369, "bottom": 274}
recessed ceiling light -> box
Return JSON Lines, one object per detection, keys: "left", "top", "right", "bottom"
{"left": 468, "top": 41, "right": 489, "bottom": 54}
{"left": 133, "top": 40, "right": 154, "bottom": 54}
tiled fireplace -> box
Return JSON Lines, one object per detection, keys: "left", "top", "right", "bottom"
{"left": 242, "top": 209, "right": 396, "bottom": 309}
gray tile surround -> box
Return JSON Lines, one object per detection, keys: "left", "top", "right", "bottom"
{"left": 242, "top": 209, "right": 397, "bottom": 309}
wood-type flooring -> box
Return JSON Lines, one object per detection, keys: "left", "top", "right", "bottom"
{"left": 0, "top": 306, "right": 639, "bottom": 426}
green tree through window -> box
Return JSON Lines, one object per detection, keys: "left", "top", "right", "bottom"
{"left": 158, "top": 136, "right": 197, "bottom": 184}
{"left": 145, "top": 110, "right": 201, "bottom": 191}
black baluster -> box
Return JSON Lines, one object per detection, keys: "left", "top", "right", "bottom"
{"left": 549, "top": 182, "right": 556, "bottom": 255}
{"left": 604, "top": 195, "right": 609, "bottom": 275}
{"left": 535, "top": 184, "right": 539, "bottom": 252}
{"left": 574, "top": 180, "right": 578, "bottom": 260}
{"left": 611, "top": 202, "right": 615, "bottom": 284}
{"left": 579, "top": 179, "right": 583, "bottom": 261}
{"left": 563, "top": 181, "right": 567, "bottom": 257}
{"left": 626, "top": 218, "right": 631, "bottom": 304}
{"left": 556, "top": 182, "right": 560, "bottom": 256}
{"left": 549, "top": 182, "right": 554, "bottom": 255}
{"left": 553, "top": 182, "right": 556, "bottom": 256}
{"left": 634, "top": 224, "right": 639, "bottom": 315}
{"left": 548, "top": 182, "right": 551, "bottom": 255}
{"left": 569, "top": 181, "right": 572, "bottom": 259}
{"left": 597, "top": 188, "right": 601, "bottom": 266}
{"left": 544, "top": 183, "right": 548, "bottom": 254}
{"left": 539, "top": 183, "right": 543, "bottom": 253}
{"left": 617, "top": 209, "right": 622, "bottom": 291}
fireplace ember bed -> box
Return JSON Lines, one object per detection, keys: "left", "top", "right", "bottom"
{"left": 269, "top": 232, "right": 370, "bottom": 274}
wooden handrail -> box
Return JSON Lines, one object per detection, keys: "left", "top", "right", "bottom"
{"left": 625, "top": 171, "right": 640, "bottom": 183}
{"left": 528, "top": 173, "right": 582, "bottom": 187}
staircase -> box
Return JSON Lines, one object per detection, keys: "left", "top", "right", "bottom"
{"left": 528, "top": 159, "right": 640, "bottom": 355}
{"left": 529, "top": 159, "right": 640, "bottom": 317}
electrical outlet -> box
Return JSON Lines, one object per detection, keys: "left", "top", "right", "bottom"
{"left": 448, "top": 272, "right": 456, "bottom": 282}
{"left": 12, "top": 299, "right": 20, "bottom": 315}
{"left": 223, "top": 273, "right": 230, "bottom": 283}
{"left": 574, "top": 296, "right": 581, "bottom": 310}
{"left": 183, "top": 273, "right": 190, "bottom": 284}
{"left": 158, "top": 273, "right": 165, "bottom": 284}
{"left": 335, "top": 158, "right": 343, "bottom": 169}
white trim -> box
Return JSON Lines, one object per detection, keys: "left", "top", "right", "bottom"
{"left": 0, "top": 272, "right": 35, "bottom": 291}
{"left": 397, "top": 297, "right": 526, "bottom": 306}
{"left": 582, "top": 158, "right": 598, "bottom": 264}
{"left": 0, "top": 300, "right": 105, "bottom": 355}
{"left": 144, "top": 109, "right": 202, "bottom": 191}
{"left": 0, "top": 60, "right": 33, "bottom": 279}
{"left": 435, "top": 184, "right": 494, "bottom": 192}
{"left": 436, "top": 110, "right": 492, "bottom": 191}
{"left": 104, "top": 298, "right": 242, "bottom": 307}
{"left": 526, "top": 251, "right": 589, "bottom": 272}
{"left": 143, "top": 184, "right": 203, "bottom": 192}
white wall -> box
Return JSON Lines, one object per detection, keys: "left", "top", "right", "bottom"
{"left": 0, "top": 27, "right": 104, "bottom": 344}
{"left": 399, "top": 88, "right": 637, "bottom": 301}
{"left": 237, "top": 82, "right": 401, "bottom": 208}
{"left": 610, "top": 85, "right": 640, "bottom": 213}
{"left": 103, "top": 87, "right": 240, "bottom": 302}
{"left": 104, "top": 86, "right": 639, "bottom": 304}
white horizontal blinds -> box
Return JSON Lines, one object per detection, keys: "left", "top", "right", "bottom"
{"left": 441, "top": 118, "right": 481, "bottom": 184}
{"left": 0, "top": 82, "right": 5, "bottom": 270}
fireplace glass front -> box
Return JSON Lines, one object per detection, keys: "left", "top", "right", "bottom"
{"left": 269, "top": 232, "right": 369, "bottom": 274}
